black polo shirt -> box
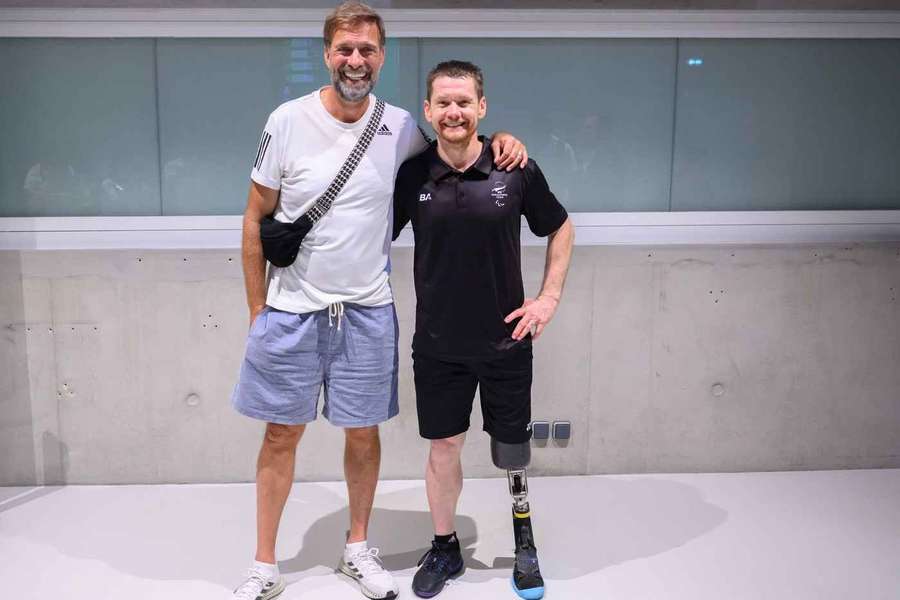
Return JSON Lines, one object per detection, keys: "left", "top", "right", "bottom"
{"left": 393, "top": 137, "right": 568, "bottom": 360}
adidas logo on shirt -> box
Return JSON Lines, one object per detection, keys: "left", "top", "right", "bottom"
{"left": 376, "top": 124, "right": 392, "bottom": 136}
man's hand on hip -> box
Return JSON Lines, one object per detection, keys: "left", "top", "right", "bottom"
{"left": 504, "top": 295, "right": 559, "bottom": 341}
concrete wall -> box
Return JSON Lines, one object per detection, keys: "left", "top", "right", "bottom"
{"left": 0, "top": 253, "right": 36, "bottom": 484}
{"left": 1, "top": 243, "right": 899, "bottom": 485}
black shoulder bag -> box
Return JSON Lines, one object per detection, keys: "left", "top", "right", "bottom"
{"left": 259, "top": 98, "right": 386, "bottom": 268}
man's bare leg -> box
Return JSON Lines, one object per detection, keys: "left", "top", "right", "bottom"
{"left": 344, "top": 425, "right": 381, "bottom": 543}
{"left": 338, "top": 425, "right": 399, "bottom": 599}
{"left": 255, "top": 422, "right": 306, "bottom": 564}
{"left": 411, "top": 433, "right": 466, "bottom": 597}
{"left": 425, "top": 433, "right": 466, "bottom": 535}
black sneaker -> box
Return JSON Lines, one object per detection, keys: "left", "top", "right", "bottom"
{"left": 411, "top": 539, "right": 464, "bottom": 598}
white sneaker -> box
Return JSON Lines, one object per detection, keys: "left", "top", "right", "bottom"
{"left": 232, "top": 566, "right": 285, "bottom": 600}
{"left": 338, "top": 546, "right": 399, "bottom": 600}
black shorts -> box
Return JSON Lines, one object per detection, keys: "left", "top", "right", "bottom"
{"left": 413, "top": 346, "right": 533, "bottom": 444}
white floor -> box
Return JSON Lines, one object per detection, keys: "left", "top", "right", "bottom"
{"left": 1, "top": 470, "right": 899, "bottom": 600}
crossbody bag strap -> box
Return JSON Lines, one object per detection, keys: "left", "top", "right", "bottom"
{"left": 303, "top": 98, "right": 386, "bottom": 224}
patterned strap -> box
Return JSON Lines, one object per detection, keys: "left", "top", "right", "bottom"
{"left": 304, "top": 98, "right": 386, "bottom": 224}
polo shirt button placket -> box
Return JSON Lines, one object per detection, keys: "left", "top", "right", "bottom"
{"left": 447, "top": 175, "right": 459, "bottom": 208}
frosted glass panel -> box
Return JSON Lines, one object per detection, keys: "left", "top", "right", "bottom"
{"left": 419, "top": 39, "right": 677, "bottom": 212}
{"left": 4, "top": 38, "right": 899, "bottom": 218}
{"left": 671, "top": 39, "right": 900, "bottom": 211}
{"left": 0, "top": 39, "right": 161, "bottom": 217}
{"left": 157, "top": 38, "right": 419, "bottom": 215}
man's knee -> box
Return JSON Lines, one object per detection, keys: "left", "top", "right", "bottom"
{"left": 429, "top": 434, "right": 465, "bottom": 465}
{"left": 344, "top": 425, "right": 380, "bottom": 454}
{"left": 344, "top": 424, "right": 379, "bottom": 442}
{"left": 263, "top": 422, "right": 305, "bottom": 450}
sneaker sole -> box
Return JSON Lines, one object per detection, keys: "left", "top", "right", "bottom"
{"left": 337, "top": 562, "right": 398, "bottom": 600}
{"left": 510, "top": 577, "right": 544, "bottom": 600}
{"left": 261, "top": 578, "right": 286, "bottom": 600}
{"left": 412, "top": 562, "right": 465, "bottom": 599}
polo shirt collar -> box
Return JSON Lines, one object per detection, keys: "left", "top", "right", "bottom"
{"left": 427, "top": 135, "right": 493, "bottom": 181}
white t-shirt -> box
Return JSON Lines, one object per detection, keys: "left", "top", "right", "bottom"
{"left": 251, "top": 90, "right": 429, "bottom": 314}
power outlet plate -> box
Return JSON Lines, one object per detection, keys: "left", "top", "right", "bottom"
{"left": 552, "top": 420, "right": 571, "bottom": 440}
{"left": 531, "top": 421, "right": 550, "bottom": 440}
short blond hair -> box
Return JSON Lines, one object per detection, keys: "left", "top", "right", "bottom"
{"left": 323, "top": 1, "right": 386, "bottom": 48}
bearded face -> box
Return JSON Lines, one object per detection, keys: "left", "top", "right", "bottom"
{"left": 331, "top": 62, "right": 377, "bottom": 103}
{"left": 324, "top": 23, "right": 385, "bottom": 104}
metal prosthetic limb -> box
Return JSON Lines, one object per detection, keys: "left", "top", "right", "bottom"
{"left": 507, "top": 468, "right": 538, "bottom": 550}
{"left": 491, "top": 438, "right": 545, "bottom": 599}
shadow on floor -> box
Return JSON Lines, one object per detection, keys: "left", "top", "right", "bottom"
{"left": 2, "top": 475, "right": 727, "bottom": 587}
{"left": 279, "top": 507, "right": 500, "bottom": 576}
{"left": 278, "top": 475, "right": 728, "bottom": 584}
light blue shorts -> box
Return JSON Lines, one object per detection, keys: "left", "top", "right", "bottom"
{"left": 231, "top": 303, "right": 399, "bottom": 427}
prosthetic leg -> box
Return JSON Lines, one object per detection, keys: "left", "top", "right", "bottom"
{"left": 491, "top": 438, "right": 545, "bottom": 600}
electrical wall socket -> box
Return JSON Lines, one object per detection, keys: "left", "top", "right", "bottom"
{"left": 530, "top": 421, "right": 550, "bottom": 440}
{"left": 552, "top": 421, "right": 571, "bottom": 440}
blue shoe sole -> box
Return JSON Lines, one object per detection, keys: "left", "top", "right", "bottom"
{"left": 511, "top": 576, "right": 544, "bottom": 599}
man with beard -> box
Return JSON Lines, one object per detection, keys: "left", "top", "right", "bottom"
{"left": 393, "top": 61, "right": 573, "bottom": 599}
{"left": 229, "top": 4, "right": 528, "bottom": 600}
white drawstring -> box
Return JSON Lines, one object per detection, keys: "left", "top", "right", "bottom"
{"left": 328, "top": 301, "right": 345, "bottom": 330}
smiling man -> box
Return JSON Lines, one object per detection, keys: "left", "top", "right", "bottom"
{"left": 230, "top": 3, "right": 529, "bottom": 600}
{"left": 393, "top": 61, "right": 574, "bottom": 599}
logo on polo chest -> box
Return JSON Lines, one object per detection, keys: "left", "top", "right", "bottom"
{"left": 491, "top": 182, "right": 508, "bottom": 207}
{"left": 419, "top": 193, "right": 432, "bottom": 202}
{"left": 377, "top": 124, "right": 392, "bottom": 136}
